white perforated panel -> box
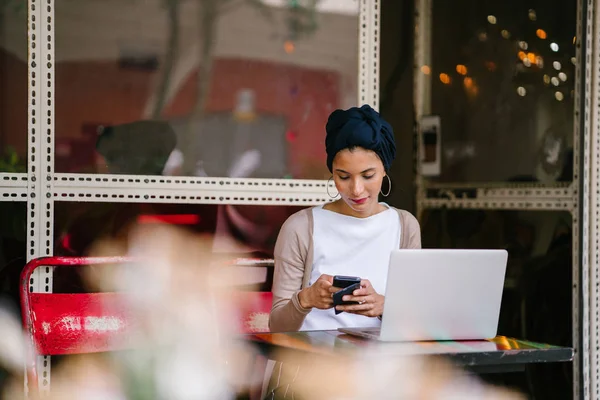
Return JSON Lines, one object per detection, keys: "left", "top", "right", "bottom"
{"left": 26, "top": 0, "right": 52, "bottom": 393}
{"left": 0, "top": 189, "right": 28, "bottom": 201}
{"left": 53, "top": 187, "right": 334, "bottom": 206}
{"left": 413, "top": 0, "right": 431, "bottom": 118}
{"left": 589, "top": 0, "right": 600, "bottom": 398}
{"left": 0, "top": 174, "right": 27, "bottom": 200}
{"left": 26, "top": 0, "right": 53, "bottom": 393}
{"left": 359, "top": 0, "right": 380, "bottom": 110}
{"left": 421, "top": 183, "right": 575, "bottom": 213}
{"left": 42, "top": 0, "right": 55, "bottom": 262}
{"left": 571, "top": 0, "right": 589, "bottom": 399}
{"left": 53, "top": 173, "right": 333, "bottom": 194}
{"left": 27, "top": 0, "right": 41, "bottom": 263}
{"left": 578, "top": 0, "right": 595, "bottom": 398}
{"left": 420, "top": 198, "right": 572, "bottom": 211}
{"left": 0, "top": 173, "right": 27, "bottom": 188}
{"left": 413, "top": 0, "right": 431, "bottom": 220}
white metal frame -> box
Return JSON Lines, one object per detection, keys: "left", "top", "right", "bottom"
{"left": 1, "top": 0, "right": 381, "bottom": 393}
{"left": 571, "top": 0, "right": 588, "bottom": 396}
{"left": 359, "top": 0, "right": 380, "bottom": 109}
{"left": 0, "top": 173, "right": 27, "bottom": 200}
{"left": 413, "top": 0, "right": 595, "bottom": 398}
{"left": 585, "top": 1, "right": 600, "bottom": 399}
{"left": 9, "top": 0, "right": 599, "bottom": 396}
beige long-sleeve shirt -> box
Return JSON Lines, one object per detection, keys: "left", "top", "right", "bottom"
{"left": 269, "top": 206, "right": 422, "bottom": 332}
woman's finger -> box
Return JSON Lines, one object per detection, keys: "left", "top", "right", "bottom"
{"left": 336, "top": 303, "right": 372, "bottom": 312}
{"left": 342, "top": 294, "right": 371, "bottom": 303}
{"left": 351, "top": 287, "right": 371, "bottom": 296}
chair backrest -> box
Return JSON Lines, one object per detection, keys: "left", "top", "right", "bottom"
{"left": 235, "top": 291, "right": 273, "bottom": 334}
{"left": 27, "top": 292, "right": 136, "bottom": 355}
{"left": 19, "top": 256, "right": 136, "bottom": 392}
{"left": 20, "top": 256, "right": 273, "bottom": 392}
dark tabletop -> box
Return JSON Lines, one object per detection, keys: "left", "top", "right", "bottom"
{"left": 245, "top": 330, "right": 573, "bottom": 369}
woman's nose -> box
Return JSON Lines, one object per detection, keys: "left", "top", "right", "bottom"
{"left": 350, "top": 179, "right": 363, "bottom": 195}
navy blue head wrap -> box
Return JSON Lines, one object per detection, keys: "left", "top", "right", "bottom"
{"left": 325, "top": 104, "right": 396, "bottom": 172}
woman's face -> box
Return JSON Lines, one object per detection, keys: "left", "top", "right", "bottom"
{"left": 332, "top": 147, "right": 386, "bottom": 217}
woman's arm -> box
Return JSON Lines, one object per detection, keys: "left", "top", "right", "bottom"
{"left": 269, "top": 211, "right": 312, "bottom": 332}
{"left": 402, "top": 210, "right": 422, "bottom": 249}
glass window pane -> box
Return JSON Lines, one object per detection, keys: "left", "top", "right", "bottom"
{"left": 0, "top": 5, "right": 27, "bottom": 172}
{"left": 421, "top": 208, "right": 572, "bottom": 398}
{"left": 55, "top": 0, "right": 360, "bottom": 178}
{"left": 426, "top": 1, "right": 576, "bottom": 183}
{"left": 0, "top": 202, "right": 26, "bottom": 311}
{"left": 54, "top": 202, "right": 304, "bottom": 256}
{"left": 53, "top": 202, "right": 304, "bottom": 294}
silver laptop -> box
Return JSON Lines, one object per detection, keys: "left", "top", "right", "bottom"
{"left": 338, "top": 249, "right": 508, "bottom": 342}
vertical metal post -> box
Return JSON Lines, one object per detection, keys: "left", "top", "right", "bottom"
{"left": 359, "top": 0, "right": 381, "bottom": 109}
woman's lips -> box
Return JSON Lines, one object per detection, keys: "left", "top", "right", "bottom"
{"left": 350, "top": 198, "right": 368, "bottom": 205}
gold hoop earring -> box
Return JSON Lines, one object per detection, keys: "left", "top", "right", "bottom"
{"left": 327, "top": 176, "right": 339, "bottom": 198}
{"left": 380, "top": 175, "right": 391, "bottom": 197}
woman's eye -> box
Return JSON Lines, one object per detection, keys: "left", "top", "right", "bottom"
{"left": 363, "top": 175, "right": 375, "bottom": 180}
{"left": 338, "top": 176, "right": 349, "bottom": 180}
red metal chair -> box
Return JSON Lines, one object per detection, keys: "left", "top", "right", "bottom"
{"left": 19, "top": 256, "right": 137, "bottom": 393}
{"left": 235, "top": 291, "right": 273, "bottom": 334}
{"left": 20, "top": 256, "right": 272, "bottom": 394}
{"left": 233, "top": 291, "right": 273, "bottom": 400}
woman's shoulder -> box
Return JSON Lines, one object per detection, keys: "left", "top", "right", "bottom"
{"left": 389, "top": 207, "right": 420, "bottom": 226}
{"left": 279, "top": 207, "right": 316, "bottom": 236}
{"left": 275, "top": 207, "right": 317, "bottom": 253}
{"left": 389, "top": 207, "right": 422, "bottom": 248}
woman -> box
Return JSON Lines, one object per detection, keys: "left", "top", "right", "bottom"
{"left": 269, "top": 104, "right": 421, "bottom": 333}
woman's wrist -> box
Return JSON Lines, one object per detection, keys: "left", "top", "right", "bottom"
{"left": 298, "top": 288, "right": 311, "bottom": 309}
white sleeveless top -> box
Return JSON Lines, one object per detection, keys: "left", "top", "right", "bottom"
{"left": 300, "top": 204, "right": 401, "bottom": 331}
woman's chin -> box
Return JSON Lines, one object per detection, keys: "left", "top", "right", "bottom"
{"left": 343, "top": 198, "right": 376, "bottom": 214}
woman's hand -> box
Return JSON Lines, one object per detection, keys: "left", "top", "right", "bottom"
{"left": 298, "top": 274, "right": 334, "bottom": 309}
{"left": 331, "top": 279, "right": 384, "bottom": 317}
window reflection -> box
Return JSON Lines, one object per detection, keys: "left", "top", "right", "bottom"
{"left": 427, "top": 1, "right": 576, "bottom": 183}
{"left": 0, "top": 5, "right": 27, "bottom": 171}
{"left": 53, "top": 202, "right": 305, "bottom": 257}
{"left": 52, "top": 201, "right": 304, "bottom": 295}
{"left": 421, "top": 208, "right": 572, "bottom": 398}
{"left": 54, "top": 0, "right": 360, "bottom": 178}
{"left": 0, "top": 202, "right": 26, "bottom": 311}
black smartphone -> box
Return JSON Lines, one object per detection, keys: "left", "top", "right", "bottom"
{"left": 333, "top": 282, "right": 361, "bottom": 315}
{"left": 333, "top": 275, "right": 361, "bottom": 289}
